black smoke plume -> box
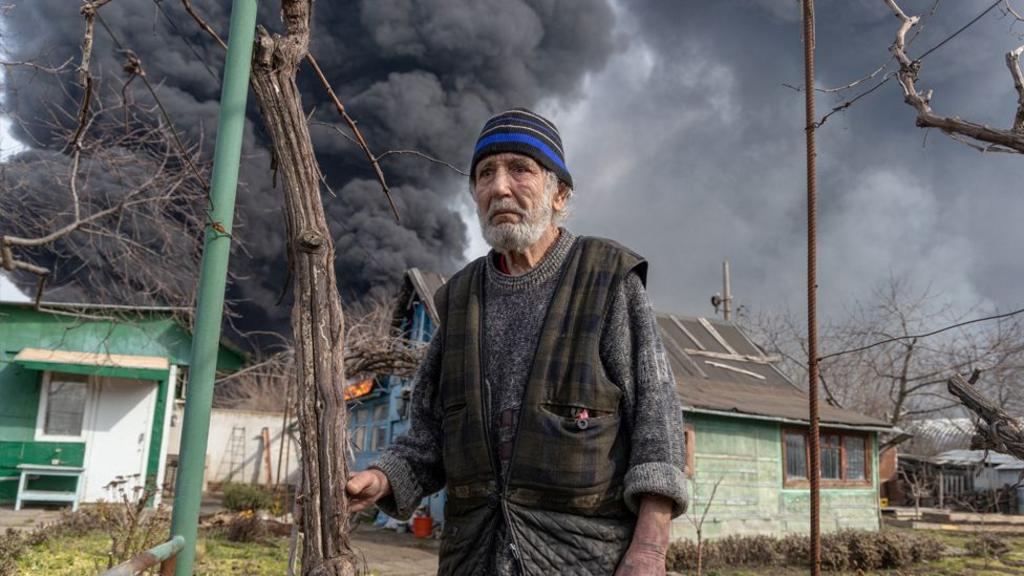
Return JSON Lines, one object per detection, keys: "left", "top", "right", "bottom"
{"left": 1, "top": 0, "right": 616, "bottom": 345}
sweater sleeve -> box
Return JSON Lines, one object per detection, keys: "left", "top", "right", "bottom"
{"left": 601, "top": 271, "right": 688, "bottom": 517}
{"left": 370, "top": 334, "right": 447, "bottom": 520}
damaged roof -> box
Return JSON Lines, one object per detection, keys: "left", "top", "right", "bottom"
{"left": 658, "top": 313, "right": 892, "bottom": 430}
{"left": 397, "top": 268, "right": 447, "bottom": 325}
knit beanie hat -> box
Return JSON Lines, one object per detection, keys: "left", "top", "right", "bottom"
{"left": 470, "top": 108, "right": 573, "bottom": 188}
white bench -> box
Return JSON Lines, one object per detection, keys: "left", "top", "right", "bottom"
{"left": 15, "top": 464, "right": 85, "bottom": 512}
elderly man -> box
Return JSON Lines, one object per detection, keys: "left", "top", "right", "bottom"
{"left": 346, "top": 108, "right": 686, "bottom": 575}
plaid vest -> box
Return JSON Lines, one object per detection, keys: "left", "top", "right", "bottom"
{"left": 433, "top": 236, "right": 647, "bottom": 575}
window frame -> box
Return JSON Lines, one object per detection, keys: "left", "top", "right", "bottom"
{"left": 34, "top": 371, "right": 92, "bottom": 442}
{"left": 351, "top": 426, "right": 367, "bottom": 451}
{"left": 683, "top": 423, "right": 696, "bottom": 477}
{"left": 370, "top": 425, "right": 388, "bottom": 452}
{"left": 783, "top": 429, "right": 809, "bottom": 481}
{"left": 781, "top": 426, "right": 872, "bottom": 489}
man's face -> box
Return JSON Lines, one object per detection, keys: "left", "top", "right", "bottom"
{"left": 473, "top": 153, "right": 563, "bottom": 252}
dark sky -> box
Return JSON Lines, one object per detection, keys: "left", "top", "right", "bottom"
{"left": 3, "top": 0, "right": 1022, "bottom": 335}
{"left": 511, "top": 0, "right": 1024, "bottom": 322}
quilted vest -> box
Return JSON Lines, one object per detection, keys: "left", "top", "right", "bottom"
{"left": 433, "top": 236, "right": 647, "bottom": 575}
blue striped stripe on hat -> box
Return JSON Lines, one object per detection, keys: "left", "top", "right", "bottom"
{"left": 471, "top": 108, "right": 573, "bottom": 188}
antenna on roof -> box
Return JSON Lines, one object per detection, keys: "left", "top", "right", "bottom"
{"left": 710, "top": 260, "right": 733, "bottom": 321}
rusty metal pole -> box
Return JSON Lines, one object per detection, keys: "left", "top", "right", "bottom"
{"left": 801, "top": 1, "right": 822, "bottom": 575}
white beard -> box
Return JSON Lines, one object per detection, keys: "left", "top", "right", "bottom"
{"left": 479, "top": 186, "right": 554, "bottom": 253}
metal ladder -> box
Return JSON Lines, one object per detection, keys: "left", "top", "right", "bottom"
{"left": 223, "top": 426, "right": 246, "bottom": 483}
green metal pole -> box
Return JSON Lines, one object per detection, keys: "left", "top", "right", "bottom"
{"left": 169, "top": 1, "right": 258, "bottom": 574}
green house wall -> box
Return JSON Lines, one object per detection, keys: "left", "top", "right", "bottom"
{"left": 672, "top": 413, "right": 881, "bottom": 541}
{"left": 0, "top": 304, "right": 244, "bottom": 503}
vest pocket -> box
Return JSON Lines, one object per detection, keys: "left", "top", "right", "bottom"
{"left": 442, "top": 406, "right": 492, "bottom": 492}
{"left": 521, "top": 403, "right": 623, "bottom": 493}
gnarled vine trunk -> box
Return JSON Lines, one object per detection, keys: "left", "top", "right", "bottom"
{"left": 249, "top": 1, "right": 354, "bottom": 574}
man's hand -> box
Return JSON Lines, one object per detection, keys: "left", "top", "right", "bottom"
{"left": 345, "top": 469, "right": 392, "bottom": 513}
{"left": 615, "top": 494, "right": 673, "bottom": 576}
{"left": 615, "top": 543, "right": 667, "bottom": 576}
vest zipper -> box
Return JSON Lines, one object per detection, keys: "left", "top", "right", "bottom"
{"left": 494, "top": 241, "right": 581, "bottom": 575}
{"left": 482, "top": 276, "right": 526, "bottom": 574}
{"left": 479, "top": 278, "right": 501, "bottom": 483}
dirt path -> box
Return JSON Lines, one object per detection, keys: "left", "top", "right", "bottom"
{"left": 350, "top": 525, "right": 439, "bottom": 576}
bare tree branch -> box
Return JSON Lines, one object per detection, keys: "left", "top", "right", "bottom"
{"left": 884, "top": 0, "right": 1024, "bottom": 153}
{"left": 180, "top": 0, "right": 227, "bottom": 50}
{"left": 1008, "top": 44, "right": 1024, "bottom": 132}
{"left": 747, "top": 277, "right": 1024, "bottom": 427}
{"left": 310, "top": 121, "right": 469, "bottom": 177}
{"left": 948, "top": 372, "right": 1024, "bottom": 460}
{"left": 0, "top": 58, "right": 75, "bottom": 74}
{"left": 178, "top": 0, "right": 400, "bottom": 222}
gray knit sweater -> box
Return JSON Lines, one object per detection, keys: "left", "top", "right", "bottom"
{"left": 373, "top": 229, "right": 687, "bottom": 573}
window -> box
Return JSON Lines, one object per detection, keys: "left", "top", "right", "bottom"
{"left": 174, "top": 366, "right": 189, "bottom": 401}
{"left": 351, "top": 427, "right": 366, "bottom": 451}
{"left": 684, "top": 424, "right": 696, "bottom": 477}
{"left": 370, "top": 426, "right": 388, "bottom": 451}
{"left": 845, "top": 436, "right": 866, "bottom": 481}
{"left": 369, "top": 403, "right": 389, "bottom": 451}
{"left": 350, "top": 408, "right": 368, "bottom": 452}
{"left": 40, "top": 372, "right": 88, "bottom": 438}
{"left": 782, "top": 428, "right": 871, "bottom": 487}
{"left": 821, "top": 435, "right": 841, "bottom": 480}
{"left": 784, "top": 431, "right": 808, "bottom": 479}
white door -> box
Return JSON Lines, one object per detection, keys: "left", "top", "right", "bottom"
{"left": 82, "top": 377, "right": 158, "bottom": 502}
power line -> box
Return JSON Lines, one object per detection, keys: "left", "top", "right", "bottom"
{"left": 916, "top": 0, "right": 1004, "bottom": 62}
{"left": 819, "top": 306, "right": 1024, "bottom": 362}
{"left": 150, "top": 0, "right": 219, "bottom": 81}
{"left": 808, "top": 0, "right": 1005, "bottom": 127}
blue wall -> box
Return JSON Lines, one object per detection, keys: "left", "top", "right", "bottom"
{"left": 347, "top": 300, "right": 445, "bottom": 521}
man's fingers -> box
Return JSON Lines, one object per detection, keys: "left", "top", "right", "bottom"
{"left": 345, "top": 475, "right": 368, "bottom": 496}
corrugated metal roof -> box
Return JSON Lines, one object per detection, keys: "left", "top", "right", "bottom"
{"left": 933, "top": 449, "right": 1024, "bottom": 469}
{"left": 660, "top": 314, "right": 892, "bottom": 429}
{"left": 904, "top": 418, "right": 979, "bottom": 454}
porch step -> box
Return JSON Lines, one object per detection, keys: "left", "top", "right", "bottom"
{"left": 17, "top": 489, "right": 77, "bottom": 504}
{"left": 921, "top": 510, "right": 1024, "bottom": 525}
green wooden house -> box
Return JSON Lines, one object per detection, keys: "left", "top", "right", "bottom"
{"left": 0, "top": 301, "right": 244, "bottom": 509}
{"left": 659, "top": 314, "right": 894, "bottom": 540}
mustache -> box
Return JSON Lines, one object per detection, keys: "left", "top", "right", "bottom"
{"left": 487, "top": 200, "right": 528, "bottom": 220}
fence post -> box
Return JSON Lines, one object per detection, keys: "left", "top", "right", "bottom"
{"left": 168, "top": 1, "right": 258, "bottom": 574}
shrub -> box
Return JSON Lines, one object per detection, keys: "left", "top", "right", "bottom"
{"left": 907, "top": 532, "right": 945, "bottom": 563}
{"left": 226, "top": 513, "right": 268, "bottom": 543}
{"left": 665, "top": 538, "right": 697, "bottom": 570}
{"left": 966, "top": 533, "right": 1010, "bottom": 559}
{"left": 222, "top": 483, "right": 274, "bottom": 513}
{"left": 715, "top": 534, "right": 782, "bottom": 566}
{"left": 0, "top": 529, "right": 26, "bottom": 576}
{"left": 874, "top": 530, "right": 913, "bottom": 568}
{"left": 665, "top": 530, "right": 946, "bottom": 572}
{"left": 819, "top": 532, "right": 851, "bottom": 572}
{"left": 777, "top": 533, "right": 810, "bottom": 566}
{"left": 839, "top": 530, "right": 882, "bottom": 570}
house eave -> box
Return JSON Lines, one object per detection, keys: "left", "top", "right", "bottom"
{"left": 683, "top": 406, "right": 898, "bottom": 434}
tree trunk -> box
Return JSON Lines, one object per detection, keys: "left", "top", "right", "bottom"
{"left": 249, "top": 1, "right": 354, "bottom": 574}
{"left": 948, "top": 373, "right": 1024, "bottom": 462}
